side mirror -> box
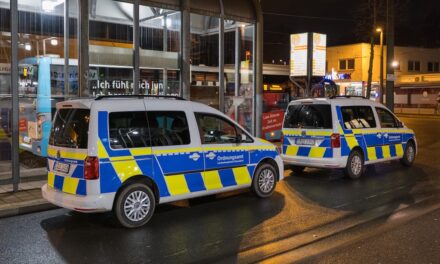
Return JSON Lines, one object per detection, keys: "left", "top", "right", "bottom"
{"left": 397, "top": 121, "right": 404, "bottom": 128}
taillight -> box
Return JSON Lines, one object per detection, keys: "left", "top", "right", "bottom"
{"left": 84, "top": 156, "right": 99, "bottom": 180}
{"left": 331, "top": 133, "right": 341, "bottom": 148}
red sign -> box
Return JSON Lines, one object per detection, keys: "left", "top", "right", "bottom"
{"left": 261, "top": 110, "right": 284, "bottom": 134}
{"left": 19, "top": 118, "right": 27, "bottom": 132}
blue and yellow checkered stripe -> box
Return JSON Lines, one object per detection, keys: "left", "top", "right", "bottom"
{"left": 282, "top": 129, "right": 334, "bottom": 158}
{"left": 47, "top": 171, "right": 87, "bottom": 195}
{"left": 163, "top": 165, "right": 256, "bottom": 196}
{"left": 365, "top": 143, "right": 405, "bottom": 161}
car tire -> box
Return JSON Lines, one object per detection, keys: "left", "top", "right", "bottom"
{"left": 400, "top": 141, "right": 416, "bottom": 167}
{"left": 344, "top": 149, "right": 364, "bottom": 179}
{"left": 114, "top": 183, "right": 156, "bottom": 228}
{"left": 252, "top": 163, "right": 277, "bottom": 198}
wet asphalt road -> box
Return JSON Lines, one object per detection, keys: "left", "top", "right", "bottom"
{"left": 0, "top": 117, "right": 439, "bottom": 264}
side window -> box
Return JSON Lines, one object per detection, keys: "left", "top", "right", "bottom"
{"left": 195, "top": 113, "right": 238, "bottom": 144}
{"left": 375, "top": 108, "right": 398, "bottom": 128}
{"left": 357, "top": 106, "right": 376, "bottom": 128}
{"left": 147, "top": 111, "right": 190, "bottom": 146}
{"left": 109, "top": 112, "right": 150, "bottom": 149}
{"left": 341, "top": 106, "right": 376, "bottom": 129}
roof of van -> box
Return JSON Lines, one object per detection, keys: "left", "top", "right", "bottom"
{"left": 288, "top": 97, "right": 385, "bottom": 108}
{"left": 56, "top": 97, "right": 222, "bottom": 114}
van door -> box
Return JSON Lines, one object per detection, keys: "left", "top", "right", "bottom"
{"left": 195, "top": 113, "right": 252, "bottom": 189}
{"left": 340, "top": 106, "right": 382, "bottom": 161}
{"left": 147, "top": 110, "right": 205, "bottom": 197}
{"left": 375, "top": 107, "right": 405, "bottom": 159}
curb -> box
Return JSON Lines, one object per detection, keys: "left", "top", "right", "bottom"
{"left": 0, "top": 199, "right": 57, "bottom": 219}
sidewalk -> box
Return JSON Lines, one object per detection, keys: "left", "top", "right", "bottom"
{"left": 396, "top": 113, "right": 440, "bottom": 119}
{"left": 0, "top": 180, "right": 55, "bottom": 218}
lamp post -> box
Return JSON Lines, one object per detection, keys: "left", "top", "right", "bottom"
{"left": 376, "top": 27, "right": 384, "bottom": 103}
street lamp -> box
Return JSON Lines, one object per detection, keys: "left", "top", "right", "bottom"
{"left": 376, "top": 27, "right": 384, "bottom": 104}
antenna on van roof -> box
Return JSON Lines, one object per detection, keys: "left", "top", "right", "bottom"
{"left": 94, "top": 95, "right": 186, "bottom": 101}
{"left": 328, "top": 95, "right": 367, "bottom": 99}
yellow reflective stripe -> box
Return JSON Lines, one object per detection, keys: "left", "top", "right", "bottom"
{"left": 367, "top": 147, "right": 377, "bottom": 160}
{"left": 97, "top": 140, "right": 109, "bottom": 158}
{"left": 286, "top": 145, "right": 299, "bottom": 156}
{"left": 201, "top": 170, "right": 223, "bottom": 190}
{"left": 232, "top": 166, "right": 252, "bottom": 185}
{"left": 165, "top": 174, "right": 190, "bottom": 195}
{"left": 48, "top": 172, "right": 55, "bottom": 188}
{"left": 62, "top": 177, "right": 80, "bottom": 194}
{"left": 345, "top": 135, "right": 358, "bottom": 149}
{"left": 47, "top": 147, "right": 57, "bottom": 158}
{"left": 153, "top": 147, "right": 202, "bottom": 155}
{"left": 130, "top": 148, "right": 152, "bottom": 156}
{"left": 396, "top": 144, "right": 404, "bottom": 157}
{"left": 308, "top": 147, "right": 326, "bottom": 158}
{"left": 382, "top": 145, "right": 391, "bottom": 158}
{"left": 338, "top": 124, "right": 344, "bottom": 134}
{"left": 61, "top": 151, "right": 87, "bottom": 160}
{"left": 109, "top": 156, "right": 133, "bottom": 162}
{"left": 112, "top": 160, "right": 141, "bottom": 182}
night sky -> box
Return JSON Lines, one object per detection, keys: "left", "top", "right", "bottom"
{"left": 262, "top": 0, "right": 440, "bottom": 63}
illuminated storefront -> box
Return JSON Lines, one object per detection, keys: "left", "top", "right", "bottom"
{"left": 0, "top": 0, "right": 263, "bottom": 190}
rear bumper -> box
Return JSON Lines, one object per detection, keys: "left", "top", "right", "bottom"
{"left": 41, "top": 184, "right": 115, "bottom": 213}
{"left": 281, "top": 154, "right": 347, "bottom": 169}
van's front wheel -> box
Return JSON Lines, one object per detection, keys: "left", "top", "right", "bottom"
{"left": 114, "top": 183, "right": 156, "bottom": 228}
{"left": 344, "top": 150, "right": 364, "bottom": 179}
{"left": 252, "top": 163, "right": 277, "bottom": 198}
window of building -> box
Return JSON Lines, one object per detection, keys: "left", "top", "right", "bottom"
{"left": 109, "top": 112, "right": 150, "bottom": 149}
{"left": 195, "top": 113, "right": 240, "bottom": 144}
{"left": 339, "top": 59, "right": 355, "bottom": 70}
{"left": 408, "top": 60, "right": 420, "bottom": 72}
{"left": 428, "top": 62, "right": 440, "bottom": 72}
{"left": 147, "top": 111, "right": 190, "bottom": 146}
{"left": 341, "top": 106, "right": 376, "bottom": 129}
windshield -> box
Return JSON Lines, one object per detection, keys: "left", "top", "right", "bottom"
{"left": 49, "top": 108, "right": 90, "bottom": 149}
{"left": 283, "top": 104, "right": 332, "bottom": 129}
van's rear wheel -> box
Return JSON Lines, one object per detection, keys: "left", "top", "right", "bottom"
{"left": 344, "top": 149, "right": 364, "bottom": 179}
{"left": 252, "top": 163, "right": 277, "bottom": 198}
{"left": 400, "top": 141, "right": 416, "bottom": 167}
{"left": 114, "top": 183, "right": 155, "bottom": 228}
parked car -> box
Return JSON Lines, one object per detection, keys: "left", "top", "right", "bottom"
{"left": 42, "top": 95, "right": 283, "bottom": 228}
{"left": 281, "top": 96, "right": 417, "bottom": 179}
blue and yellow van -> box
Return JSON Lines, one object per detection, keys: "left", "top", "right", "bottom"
{"left": 281, "top": 97, "right": 417, "bottom": 179}
{"left": 42, "top": 96, "right": 283, "bottom": 228}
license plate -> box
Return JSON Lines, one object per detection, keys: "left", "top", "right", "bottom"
{"left": 54, "top": 162, "right": 70, "bottom": 174}
{"left": 295, "top": 138, "right": 315, "bottom": 146}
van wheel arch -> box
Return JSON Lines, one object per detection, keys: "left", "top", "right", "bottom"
{"left": 113, "top": 175, "right": 160, "bottom": 210}
{"left": 255, "top": 158, "right": 280, "bottom": 181}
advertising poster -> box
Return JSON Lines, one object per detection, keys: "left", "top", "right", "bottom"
{"left": 290, "top": 33, "right": 308, "bottom": 77}
{"left": 312, "top": 33, "right": 327, "bottom": 76}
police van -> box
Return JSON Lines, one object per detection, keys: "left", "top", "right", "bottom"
{"left": 281, "top": 96, "right": 416, "bottom": 179}
{"left": 42, "top": 96, "right": 283, "bottom": 228}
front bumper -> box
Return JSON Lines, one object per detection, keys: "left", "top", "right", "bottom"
{"left": 41, "top": 184, "right": 115, "bottom": 212}
{"left": 281, "top": 154, "right": 347, "bottom": 169}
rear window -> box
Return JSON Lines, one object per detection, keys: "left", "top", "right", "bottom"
{"left": 50, "top": 108, "right": 90, "bottom": 148}
{"left": 283, "top": 104, "right": 332, "bottom": 129}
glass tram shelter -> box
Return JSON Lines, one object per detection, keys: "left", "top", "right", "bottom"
{"left": 0, "top": 0, "right": 263, "bottom": 190}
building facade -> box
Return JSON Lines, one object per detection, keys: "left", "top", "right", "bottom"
{"left": 325, "top": 43, "right": 440, "bottom": 107}
{"left": 0, "top": 0, "right": 264, "bottom": 189}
